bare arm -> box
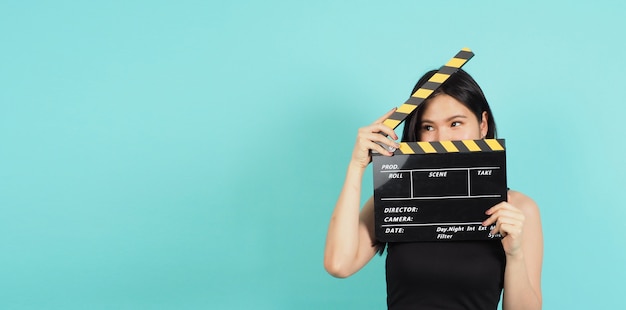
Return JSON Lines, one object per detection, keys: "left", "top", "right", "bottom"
{"left": 324, "top": 108, "right": 400, "bottom": 278}
{"left": 323, "top": 167, "right": 377, "bottom": 278}
{"left": 484, "top": 191, "right": 543, "bottom": 310}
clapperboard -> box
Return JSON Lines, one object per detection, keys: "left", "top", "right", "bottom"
{"left": 373, "top": 48, "right": 507, "bottom": 242}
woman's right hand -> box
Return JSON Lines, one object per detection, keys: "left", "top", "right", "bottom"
{"left": 350, "top": 107, "right": 401, "bottom": 169}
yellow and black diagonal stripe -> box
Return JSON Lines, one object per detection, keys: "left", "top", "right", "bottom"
{"left": 383, "top": 48, "right": 475, "bottom": 130}
{"left": 394, "top": 139, "right": 505, "bottom": 155}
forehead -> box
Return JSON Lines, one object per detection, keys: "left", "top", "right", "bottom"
{"left": 420, "top": 94, "right": 475, "bottom": 121}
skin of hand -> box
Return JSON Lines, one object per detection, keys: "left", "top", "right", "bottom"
{"left": 350, "top": 108, "right": 400, "bottom": 169}
{"left": 482, "top": 193, "right": 526, "bottom": 257}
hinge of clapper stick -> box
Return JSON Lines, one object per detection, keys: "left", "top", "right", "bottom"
{"left": 382, "top": 48, "right": 475, "bottom": 131}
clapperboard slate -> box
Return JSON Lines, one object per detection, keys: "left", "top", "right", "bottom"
{"left": 372, "top": 48, "right": 507, "bottom": 242}
{"left": 373, "top": 140, "right": 507, "bottom": 242}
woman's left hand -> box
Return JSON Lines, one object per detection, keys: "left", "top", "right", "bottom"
{"left": 483, "top": 195, "right": 526, "bottom": 257}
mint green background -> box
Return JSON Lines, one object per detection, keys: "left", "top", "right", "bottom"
{"left": 1, "top": 1, "right": 624, "bottom": 309}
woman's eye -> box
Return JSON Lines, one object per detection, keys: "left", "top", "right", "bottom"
{"left": 422, "top": 125, "right": 434, "bottom": 131}
{"left": 451, "top": 121, "right": 461, "bottom": 127}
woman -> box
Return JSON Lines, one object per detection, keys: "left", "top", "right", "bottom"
{"left": 324, "top": 69, "right": 543, "bottom": 309}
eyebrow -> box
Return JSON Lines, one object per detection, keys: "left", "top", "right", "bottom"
{"left": 421, "top": 115, "right": 469, "bottom": 123}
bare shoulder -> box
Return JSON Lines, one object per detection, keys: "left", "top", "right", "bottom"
{"left": 508, "top": 189, "right": 540, "bottom": 218}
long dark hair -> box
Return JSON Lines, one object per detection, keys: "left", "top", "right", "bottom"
{"left": 401, "top": 69, "right": 497, "bottom": 142}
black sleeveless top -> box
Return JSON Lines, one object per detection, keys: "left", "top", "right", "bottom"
{"left": 385, "top": 241, "right": 505, "bottom": 310}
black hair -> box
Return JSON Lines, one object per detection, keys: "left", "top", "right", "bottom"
{"left": 401, "top": 69, "right": 497, "bottom": 142}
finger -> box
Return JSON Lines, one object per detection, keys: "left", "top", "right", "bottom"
{"left": 486, "top": 200, "right": 524, "bottom": 216}
{"left": 491, "top": 216, "right": 523, "bottom": 229}
{"left": 363, "top": 132, "right": 400, "bottom": 150}
{"left": 490, "top": 216, "right": 523, "bottom": 235}
{"left": 373, "top": 107, "right": 397, "bottom": 124}
{"left": 483, "top": 210, "right": 523, "bottom": 227}
{"left": 483, "top": 203, "right": 508, "bottom": 226}
{"left": 489, "top": 206, "right": 522, "bottom": 225}
{"left": 490, "top": 223, "right": 501, "bottom": 236}
{"left": 490, "top": 221, "right": 507, "bottom": 236}
{"left": 491, "top": 208, "right": 524, "bottom": 221}
{"left": 485, "top": 201, "right": 509, "bottom": 215}
{"left": 501, "top": 223, "right": 523, "bottom": 236}
{"left": 364, "top": 140, "right": 394, "bottom": 156}
{"left": 493, "top": 223, "right": 522, "bottom": 238}
{"left": 354, "top": 138, "right": 393, "bottom": 158}
{"left": 488, "top": 219, "right": 506, "bottom": 236}
{"left": 482, "top": 216, "right": 496, "bottom": 227}
{"left": 375, "top": 123, "right": 399, "bottom": 140}
{"left": 483, "top": 208, "right": 524, "bottom": 228}
{"left": 372, "top": 111, "right": 400, "bottom": 140}
{"left": 364, "top": 123, "right": 399, "bottom": 141}
{"left": 359, "top": 122, "right": 399, "bottom": 140}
